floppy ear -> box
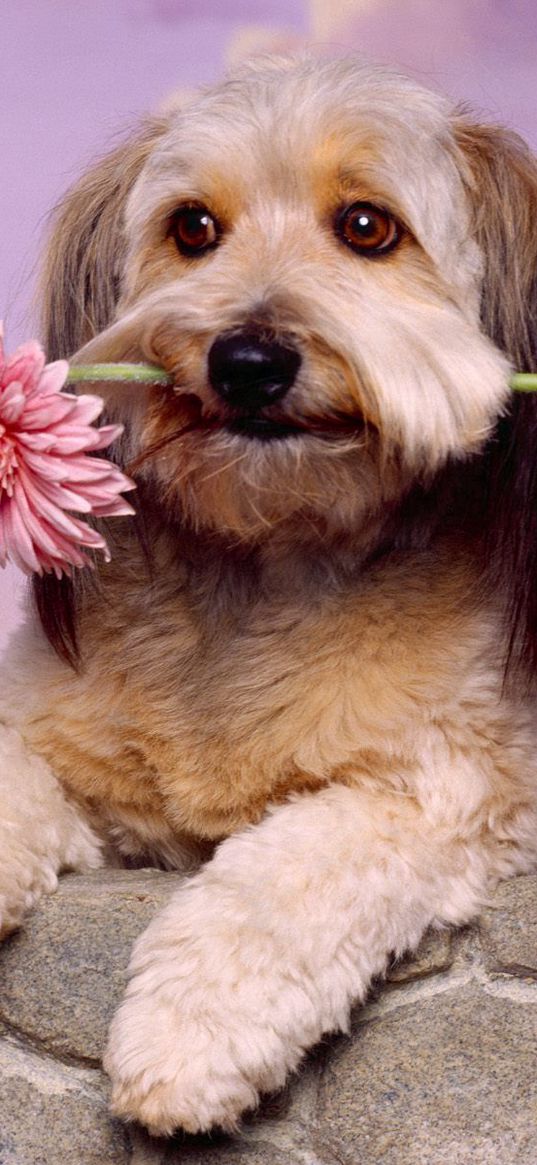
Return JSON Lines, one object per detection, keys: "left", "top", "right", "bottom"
{"left": 454, "top": 117, "right": 537, "bottom": 681}
{"left": 453, "top": 118, "right": 537, "bottom": 370}
{"left": 35, "top": 119, "right": 167, "bottom": 665}
{"left": 40, "top": 116, "right": 167, "bottom": 361}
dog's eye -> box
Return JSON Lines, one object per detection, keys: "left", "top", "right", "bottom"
{"left": 169, "top": 205, "right": 220, "bottom": 256}
{"left": 335, "top": 202, "right": 400, "bottom": 257}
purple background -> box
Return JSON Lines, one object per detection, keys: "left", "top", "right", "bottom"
{"left": 1, "top": 0, "right": 536, "bottom": 646}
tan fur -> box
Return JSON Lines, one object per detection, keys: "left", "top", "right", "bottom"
{"left": 3, "top": 56, "right": 537, "bottom": 1135}
{"left": 7, "top": 531, "right": 534, "bottom": 856}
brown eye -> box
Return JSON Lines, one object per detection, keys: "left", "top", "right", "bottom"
{"left": 169, "top": 205, "right": 220, "bottom": 256}
{"left": 335, "top": 202, "right": 400, "bottom": 257}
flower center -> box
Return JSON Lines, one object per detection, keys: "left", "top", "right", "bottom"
{"left": 0, "top": 424, "right": 19, "bottom": 497}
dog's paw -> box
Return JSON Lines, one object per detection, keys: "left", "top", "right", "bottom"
{"left": 104, "top": 967, "right": 290, "bottom": 1136}
{"left": 103, "top": 872, "right": 325, "bottom": 1136}
{"left": 0, "top": 727, "right": 102, "bottom": 938}
{"left": 105, "top": 999, "right": 262, "bottom": 1136}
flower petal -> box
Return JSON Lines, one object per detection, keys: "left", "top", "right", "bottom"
{"left": 0, "top": 328, "right": 136, "bottom": 574}
{"left": 27, "top": 360, "right": 69, "bottom": 398}
{"left": 1, "top": 493, "right": 42, "bottom": 574}
{"left": 2, "top": 343, "right": 46, "bottom": 394}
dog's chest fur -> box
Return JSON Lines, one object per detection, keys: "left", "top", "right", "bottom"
{"left": 12, "top": 532, "right": 531, "bottom": 864}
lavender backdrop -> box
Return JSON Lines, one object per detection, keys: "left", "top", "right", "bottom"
{"left": 1, "top": 0, "right": 536, "bottom": 648}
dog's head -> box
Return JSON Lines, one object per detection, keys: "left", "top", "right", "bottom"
{"left": 37, "top": 56, "right": 537, "bottom": 670}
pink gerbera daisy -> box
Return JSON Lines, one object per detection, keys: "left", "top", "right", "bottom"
{"left": 0, "top": 326, "right": 135, "bottom": 576}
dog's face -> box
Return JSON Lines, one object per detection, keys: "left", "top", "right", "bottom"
{"left": 75, "top": 58, "right": 513, "bottom": 543}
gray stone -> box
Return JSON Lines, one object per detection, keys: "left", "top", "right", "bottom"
{"left": 0, "top": 870, "right": 184, "bottom": 1061}
{"left": 161, "top": 1139, "right": 302, "bottom": 1164}
{"left": 0, "top": 1036, "right": 128, "bottom": 1165}
{"left": 479, "top": 874, "right": 537, "bottom": 975}
{"left": 316, "top": 981, "right": 537, "bottom": 1165}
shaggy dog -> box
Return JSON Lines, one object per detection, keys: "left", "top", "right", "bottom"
{"left": 1, "top": 55, "right": 537, "bottom": 1136}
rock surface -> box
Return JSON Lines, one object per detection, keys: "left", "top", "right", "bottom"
{"left": 0, "top": 870, "right": 536, "bottom": 1165}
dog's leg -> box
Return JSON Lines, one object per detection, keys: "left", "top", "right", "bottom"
{"left": 104, "top": 779, "right": 520, "bottom": 1136}
{"left": 0, "top": 725, "right": 102, "bottom": 937}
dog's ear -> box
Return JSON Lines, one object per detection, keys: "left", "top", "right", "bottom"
{"left": 35, "top": 118, "right": 167, "bottom": 667}
{"left": 454, "top": 118, "right": 537, "bottom": 682}
{"left": 453, "top": 118, "right": 537, "bottom": 370}
{"left": 40, "top": 116, "right": 167, "bottom": 361}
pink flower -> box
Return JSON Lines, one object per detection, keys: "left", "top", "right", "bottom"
{"left": 0, "top": 326, "right": 135, "bottom": 577}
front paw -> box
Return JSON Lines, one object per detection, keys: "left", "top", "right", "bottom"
{"left": 103, "top": 879, "right": 308, "bottom": 1137}
{"left": 104, "top": 828, "right": 358, "bottom": 1136}
{"left": 105, "top": 1000, "right": 256, "bottom": 1134}
{"left": 104, "top": 973, "right": 287, "bottom": 1136}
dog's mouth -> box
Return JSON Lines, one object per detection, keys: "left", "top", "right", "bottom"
{"left": 129, "top": 392, "right": 368, "bottom": 475}
{"left": 224, "top": 407, "right": 370, "bottom": 444}
{"left": 224, "top": 416, "right": 303, "bottom": 441}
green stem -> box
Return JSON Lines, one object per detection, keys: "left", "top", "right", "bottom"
{"left": 66, "top": 363, "right": 537, "bottom": 392}
{"left": 66, "top": 363, "right": 173, "bottom": 385}
{"left": 509, "top": 373, "right": 537, "bottom": 392}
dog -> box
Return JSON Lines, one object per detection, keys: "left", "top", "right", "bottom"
{"left": 1, "top": 54, "right": 537, "bottom": 1137}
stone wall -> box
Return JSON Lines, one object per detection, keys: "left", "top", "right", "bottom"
{"left": 0, "top": 871, "right": 536, "bottom": 1165}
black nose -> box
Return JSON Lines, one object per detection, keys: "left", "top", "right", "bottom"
{"left": 208, "top": 331, "right": 301, "bottom": 409}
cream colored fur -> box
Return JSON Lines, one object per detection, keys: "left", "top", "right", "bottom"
{"left": 1, "top": 56, "right": 537, "bottom": 1136}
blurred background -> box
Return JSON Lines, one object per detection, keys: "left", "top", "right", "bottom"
{"left": 2, "top": 0, "right": 536, "bottom": 648}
